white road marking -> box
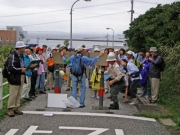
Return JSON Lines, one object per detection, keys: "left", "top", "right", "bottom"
{"left": 5, "top": 129, "right": 19, "bottom": 135}
{"left": 59, "top": 126, "right": 109, "bottom": 135}
{"left": 115, "top": 129, "right": 125, "bottom": 135}
{"left": 23, "top": 111, "right": 156, "bottom": 122}
{"left": 23, "top": 126, "right": 52, "bottom": 135}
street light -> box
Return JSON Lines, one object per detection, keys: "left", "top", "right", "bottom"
{"left": 70, "top": 0, "right": 91, "bottom": 48}
{"left": 106, "top": 28, "right": 114, "bottom": 46}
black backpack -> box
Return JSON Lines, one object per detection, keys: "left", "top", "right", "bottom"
{"left": 158, "top": 57, "right": 166, "bottom": 72}
{"left": 2, "top": 59, "right": 10, "bottom": 78}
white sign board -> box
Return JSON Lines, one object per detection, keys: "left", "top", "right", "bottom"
{"left": 47, "top": 93, "right": 67, "bottom": 108}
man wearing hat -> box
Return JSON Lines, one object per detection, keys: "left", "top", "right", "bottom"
{"left": 126, "top": 50, "right": 134, "bottom": 63}
{"left": 60, "top": 46, "right": 103, "bottom": 108}
{"left": 6, "top": 41, "right": 33, "bottom": 117}
{"left": 21, "top": 47, "right": 37, "bottom": 101}
{"left": 148, "top": 47, "right": 162, "bottom": 103}
{"left": 105, "top": 52, "right": 125, "bottom": 110}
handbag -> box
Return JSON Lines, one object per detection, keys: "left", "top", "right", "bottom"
{"left": 130, "top": 71, "right": 140, "bottom": 78}
{"left": 48, "top": 65, "right": 54, "bottom": 73}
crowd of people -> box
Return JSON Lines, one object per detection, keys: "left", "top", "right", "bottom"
{"left": 4, "top": 40, "right": 164, "bottom": 117}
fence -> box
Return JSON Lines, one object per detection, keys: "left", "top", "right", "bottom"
{"left": 0, "top": 68, "right": 9, "bottom": 109}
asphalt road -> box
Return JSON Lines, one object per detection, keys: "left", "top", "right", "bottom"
{"left": 0, "top": 84, "right": 171, "bottom": 135}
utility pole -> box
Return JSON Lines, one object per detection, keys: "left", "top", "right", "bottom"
{"left": 107, "top": 33, "right": 108, "bottom": 46}
{"left": 130, "top": 0, "right": 134, "bottom": 23}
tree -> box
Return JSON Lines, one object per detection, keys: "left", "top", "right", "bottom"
{"left": 123, "top": 2, "right": 180, "bottom": 51}
{"left": 0, "top": 45, "right": 14, "bottom": 67}
{"left": 64, "top": 39, "right": 69, "bottom": 47}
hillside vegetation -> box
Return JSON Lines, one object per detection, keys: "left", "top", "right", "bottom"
{"left": 123, "top": 1, "right": 180, "bottom": 128}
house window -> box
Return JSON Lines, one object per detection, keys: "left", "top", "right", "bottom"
{"left": 6, "top": 38, "right": 9, "bottom": 41}
{"left": 0, "top": 38, "right": 2, "bottom": 41}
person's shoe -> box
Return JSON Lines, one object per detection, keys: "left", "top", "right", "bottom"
{"left": 129, "top": 98, "right": 138, "bottom": 105}
{"left": 150, "top": 100, "right": 157, "bottom": 104}
{"left": 39, "top": 91, "right": 46, "bottom": 94}
{"left": 107, "top": 96, "right": 112, "bottom": 99}
{"left": 7, "top": 108, "right": 15, "bottom": 117}
{"left": 79, "top": 105, "right": 85, "bottom": 108}
{"left": 109, "top": 103, "right": 119, "bottom": 110}
{"left": 66, "top": 88, "right": 70, "bottom": 91}
{"left": 14, "top": 108, "right": 23, "bottom": 115}
{"left": 24, "top": 98, "right": 33, "bottom": 101}
{"left": 91, "top": 95, "right": 96, "bottom": 98}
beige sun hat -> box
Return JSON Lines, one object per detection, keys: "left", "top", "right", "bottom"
{"left": 106, "top": 52, "right": 116, "bottom": 61}
{"left": 150, "top": 47, "right": 157, "bottom": 52}
{"left": 76, "top": 46, "right": 86, "bottom": 52}
{"left": 94, "top": 47, "right": 100, "bottom": 52}
{"left": 126, "top": 50, "right": 133, "bottom": 55}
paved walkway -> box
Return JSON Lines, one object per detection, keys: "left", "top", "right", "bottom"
{"left": 0, "top": 83, "right": 171, "bottom": 135}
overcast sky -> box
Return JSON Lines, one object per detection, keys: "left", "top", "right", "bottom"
{"left": 0, "top": 0, "right": 177, "bottom": 34}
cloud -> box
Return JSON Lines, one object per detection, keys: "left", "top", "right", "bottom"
{"left": 0, "top": 0, "right": 177, "bottom": 34}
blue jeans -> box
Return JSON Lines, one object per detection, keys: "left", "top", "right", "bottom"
{"left": 35, "top": 72, "right": 45, "bottom": 92}
{"left": 72, "top": 73, "right": 86, "bottom": 106}
{"left": 142, "top": 77, "right": 151, "bottom": 97}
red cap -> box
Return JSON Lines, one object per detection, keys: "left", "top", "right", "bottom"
{"left": 36, "top": 46, "right": 43, "bottom": 51}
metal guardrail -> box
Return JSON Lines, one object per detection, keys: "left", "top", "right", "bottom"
{"left": 0, "top": 68, "right": 9, "bottom": 109}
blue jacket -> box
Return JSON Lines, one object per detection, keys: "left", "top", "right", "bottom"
{"left": 23, "top": 54, "right": 32, "bottom": 77}
{"left": 139, "top": 58, "right": 151, "bottom": 86}
{"left": 62, "top": 53, "right": 99, "bottom": 67}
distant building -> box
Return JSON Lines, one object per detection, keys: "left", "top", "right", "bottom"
{"left": 0, "top": 30, "right": 16, "bottom": 45}
{"left": 0, "top": 26, "right": 27, "bottom": 46}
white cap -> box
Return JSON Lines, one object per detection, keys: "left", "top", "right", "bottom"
{"left": 150, "top": 47, "right": 157, "bottom": 52}
{"left": 59, "top": 70, "right": 65, "bottom": 77}
{"left": 126, "top": 50, "right": 133, "bottom": 55}
{"left": 94, "top": 47, "right": 100, "bottom": 52}
{"left": 106, "top": 52, "right": 116, "bottom": 61}
{"left": 51, "top": 47, "right": 56, "bottom": 50}
{"left": 15, "top": 41, "right": 26, "bottom": 49}
{"left": 114, "top": 49, "right": 119, "bottom": 52}
{"left": 76, "top": 46, "right": 86, "bottom": 52}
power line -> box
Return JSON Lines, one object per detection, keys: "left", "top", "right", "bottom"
{"left": 23, "top": 11, "right": 127, "bottom": 27}
{"left": 0, "top": 0, "right": 129, "bottom": 18}
{"left": 136, "top": 0, "right": 158, "bottom": 5}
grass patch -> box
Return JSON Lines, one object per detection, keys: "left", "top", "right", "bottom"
{"left": 0, "top": 84, "right": 9, "bottom": 121}
{"left": 134, "top": 112, "right": 172, "bottom": 119}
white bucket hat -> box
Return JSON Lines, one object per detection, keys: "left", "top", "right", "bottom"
{"left": 15, "top": 41, "right": 26, "bottom": 49}
{"left": 150, "top": 47, "right": 157, "bottom": 52}
{"left": 106, "top": 52, "right": 116, "bottom": 61}
{"left": 126, "top": 50, "right": 133, "bottom": 55}
{"left": 76, "top": 46, "right": 86, "bottom": 52}
{"left": 94, "top": 47, "right": 100, "bottom": 52}
{"left": 114, "top": 49, "right": 119, "bottom": 52}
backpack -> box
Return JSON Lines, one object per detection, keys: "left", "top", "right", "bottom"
{"left": 2, "top": 58, "right": 10, "bottom": 78}
{"left": 71, "top": 54, "right": 84, "bottom": 77}
{"left": 158, "top": 57, "right": 166, "bottom": 72}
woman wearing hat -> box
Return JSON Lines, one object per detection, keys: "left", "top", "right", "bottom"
{"left": 105, "top": 52, "right": 125, "bottom": 110}
{"left": 35, "top": 47, "right": 46, "bottom": 94}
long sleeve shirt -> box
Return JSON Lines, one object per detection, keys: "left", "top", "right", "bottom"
{"left": 127, "top": 62, "right": 140, "bottom": 81}
{"left": 37, "top": 54, "right": 45, "bottom": 74}
{"left": 62, "top": 53, "right": 99, "bottom": 67}
{"left": 104, "top": 62, "right": 124, "bottom": 81}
